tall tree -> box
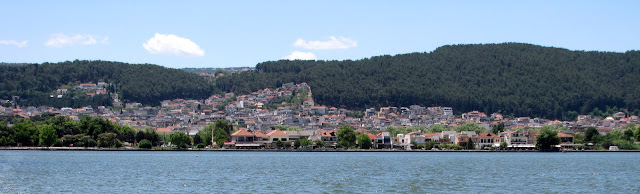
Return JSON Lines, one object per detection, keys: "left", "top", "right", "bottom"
{"left": 39, "top": 125, "right": 58, "bottom": 147}
{"left": 492, "top": 122, "right": 505, "bottom": 134}
{"left": 356, "top": 134, "right": 372, "bottom": 149}
{"left": 213, "top": 119, "right": 231, "bottom": 148}
{"left": 535, "top": 127, "right": 561, "bottom": 151}
{"left": 585, "top": 127, "right": 599, "bottom": 142}
{"left": 170, "top": 132, "right": 191, "bottom": 149}
{"left": 337, "top": 125, "right": 356, "bottom": 149}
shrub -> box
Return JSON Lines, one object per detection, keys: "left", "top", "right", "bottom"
{"left": 426, "top": 141, "right": 436, "bottom": 150}
{"left": 438, "top": 144, "right": 450, "bottom": 149}
{"left": 53, "top": 139, "right": 63, "bottom": 147}
{"left": 139, "top": 139, "right": 152, "bottom": 149}
{"left": 85, "top": 139, "right": 97, "bottom": 147}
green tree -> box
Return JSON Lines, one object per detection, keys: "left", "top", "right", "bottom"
{"left": 198, "top": 124, "right": 213, "bottom": 146}
{"left": 97, "top": 132, "right": 121, "bottom": 148}
{"left": 634, "top": 125, "right": 640, "bottom": 141}
{"left": 300, "top": 139, "right": 312, "bottom": 147}
{"left": 426, "top": 141, "right": 436, "bottom": 150}
{"left": 12, "top": 120, "right": 39, "bottom": 146}
{"left": 492, "top": 122, "right": 505, "bottom": 134}
{"left": 170, "top": 132, "right": 191, "bottom": 149}
{"left": 357, "top": 134, "right": 372, "bottom": 149}
{"left": 455, "top": 122, "right": 485, "bottom": 134}
{"left": 314, "top": 140, "right": 327, "bottom": 148}
{"left": 275, "top": 139, "right": 284, "bottom": 148}
{"left": 466, "top": 138, "right": 475, "bottom": 150}
{"left": 45, "top": 116, "right": 77, "bottom": 137}
{"left": 535, "top": 127, "right": 561, "bottom": 151}
{"left": 143, "top": 127, "right": 160, "bottom": 146}
{"left": 135, "top": 130, "right": 145, "bottom": 143}
{"left": 38, "top": 125, "right": 58, "bottom": 147}
{"left": 213, "top": 119, "right": 231, "bottom": 148}
{"left": 585, "top": 127, "right": 599, "bottom": 142}
{"left": 0, "top": 121, "right": 15, "bottom": 146}
{"left": 385, "top": 126, "right": 405, "bottom": 137}
{"left": 294, "top": 139, "right": 301, "bottom": 148}
{"left": 138, "top": 139, "right": 152, "bottom": 149}
{"left": 427, "top": 125, "right": 447, "bottom": 133}
{"left": 337, "top": 125, "right": 356, "bottom": 149}
{"left": 193, "top": 134, "right": 202, "bottom": 145}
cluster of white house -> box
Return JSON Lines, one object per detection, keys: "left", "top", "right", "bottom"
{"left": 226, "top": 128, "right": 577, "bottom": 150}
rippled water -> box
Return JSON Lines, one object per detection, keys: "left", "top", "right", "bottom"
{"left": 1, "top": 151, "right": 639, "bottom": 193}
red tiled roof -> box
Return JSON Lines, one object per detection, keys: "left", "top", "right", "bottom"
{"left": 424, "top": 133, "right": 439, "bottom": 138}
{"left": 254, "top": 131, "right": 268, "bottom": 138}
{"left": 156, "top": 127, "right": 172, "bottom": 133}
{"left": 478, "top": 132, "right": 499, "bottom": 138}
{"left": 266, "top": 130, "right": 288, "bottom": 137}
{"left": 557, "top": 132, "right": 573, "bottom": 138}
{"left": 231, "top": 129, "right": 254, "bottom": 136}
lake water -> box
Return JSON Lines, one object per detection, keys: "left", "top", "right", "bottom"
{"left": 1, "top": 151, "right": 639, "bottom": 193}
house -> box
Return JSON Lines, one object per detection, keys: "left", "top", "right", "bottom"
{"left": 77, "top": 83, "right": 97, "bottom": 90}
{"left": 225, "top": 104, "right": 236, "bottom": 112}
{"left": 266, "top": 129, "right": 289, "bottom": 145}
{"left": 406, "top": 131, "right": 428, "bottom": 147}
{"left": 501, "top": 131, "right": 534, "bottom": 150}
{"left": 474, "top": 132, "right": 501, "bottom": 149}
{"left": 424, "top": 133, "right": 440, "bottom": 143}
{"left": 442, "top": 107, "right": 453, "bottom": 116}
{"left": 283, "top": 130, "right": 315, "bottom": 142}
{"left": 310, "top": 106, "right": 326, "bottom": 115}
{"left": 230, "top": 129, "right": 262, "bottom": 149}
{"left": 372, "top": 132, "right": 391, "bottom": 149}
{"left": 311, "top": 129, "right": 338, "bottom": 146}
{"left": 557, "top": 132, "right": 579, "bottom": 150}
{"left": 231, "top": 128, "right": 255, "bottom": 143}
{"left": 455, "top": 135, "right": 470, "bottom": 147}
{"left": 500, "top": 131, "right": 528, "bottom": 146}
{"left": 392, "top": 134, "right": 411, "bottom": 149}
{"left": 254, "top": 131, "right": 269, "bottom": 143}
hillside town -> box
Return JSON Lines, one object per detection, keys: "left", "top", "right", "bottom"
{"left": 1, "top": 82, "right": 638, "bottom": 150}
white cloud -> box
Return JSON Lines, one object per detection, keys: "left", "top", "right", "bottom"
{"left": 282, "top": 51, "right": 317, "bottom": 60}
{"left": 0, "top": 40, "right": 28, "bottom": 47}
{"left": 143, "top": 33, "right": 204, "bottom": 57}
{"left": 45, "top": 34, "right": 107, "bottom": 48}
{"left": 294, "top": 36, "right": 357, "bottom": 50}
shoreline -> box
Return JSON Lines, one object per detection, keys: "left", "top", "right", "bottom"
{"left": 1, "top": 147, "right": 638, "bottom": 152}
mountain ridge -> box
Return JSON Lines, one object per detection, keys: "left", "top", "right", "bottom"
{"left": 216, "top": 43, "right": 640, "bottom": 119}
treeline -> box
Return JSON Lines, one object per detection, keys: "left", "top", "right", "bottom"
{"left": 0, "top": 115, "right": 163, "bottom": 147}
{"left": 216, "top": 43, "right": 640, "bottom": 119}
{"left": 0, "top": 60, "right": 218, "bottom": 107}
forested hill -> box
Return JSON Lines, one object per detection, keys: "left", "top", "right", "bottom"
{"left": 0, "top": 60, "right": 216, "bottom": 107}
{"left": 216, "top": 43, "right": 640, "bottom": 119}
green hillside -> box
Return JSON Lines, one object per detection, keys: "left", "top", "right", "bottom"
{"left": 0, "top": 60, "right": 217, "bottom": 107}
{"left": 216, "top": 43, "right": 640, "bottom": 119}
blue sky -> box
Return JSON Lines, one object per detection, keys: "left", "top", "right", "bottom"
{"left": 1, "top": 0, "right": 638, "bottom": 68}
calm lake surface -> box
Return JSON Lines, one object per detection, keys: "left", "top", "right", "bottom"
{"left": 1, "top": 151, "right": 639, "bottom": 193}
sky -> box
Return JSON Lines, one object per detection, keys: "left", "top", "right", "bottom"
{"left": 1, "top": 0, "right": 639, "bottom": 68}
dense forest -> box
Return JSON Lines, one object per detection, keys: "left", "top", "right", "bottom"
{"left": 0, "top": 114, "right": 163, "bottom": 147}
{"left": 0, "top": 60, "right": 217, "bottom": 107}
{"left": 216, "top": 43, "right": 640, "bottom": 119}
